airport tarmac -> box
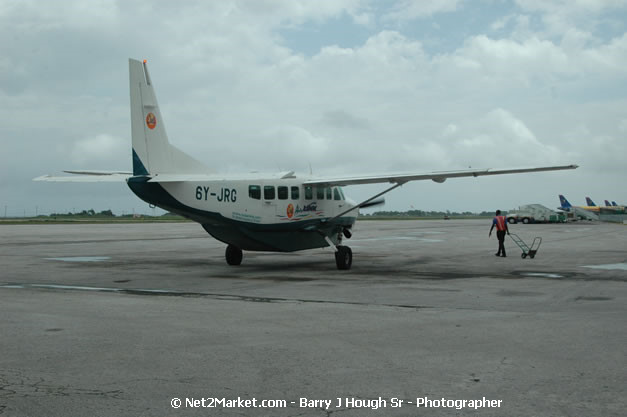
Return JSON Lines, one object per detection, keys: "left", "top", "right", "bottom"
{"left": 1, "top": 220, "right": 625, "bottom": 416}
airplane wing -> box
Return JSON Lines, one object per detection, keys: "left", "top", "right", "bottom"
{"left": 307, "top": 164, "right": 579, "bottom": 221}
{"left": 34, "top": 170, "right": 132, "bottom": 182}
{"left": 303, "top": 165, "right": 578, "bottom": 187}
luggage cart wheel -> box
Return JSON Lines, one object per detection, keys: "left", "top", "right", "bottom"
{"left": 529, "top": 254, "right": 535, "bottom": 259}
{"left": 521, "top": 253, "right": 527, "bottom": 259}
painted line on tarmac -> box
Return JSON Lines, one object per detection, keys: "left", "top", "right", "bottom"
{"left": 581, "top": 263, "right": 627, "bottom": 271}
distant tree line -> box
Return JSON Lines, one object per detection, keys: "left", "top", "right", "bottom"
{"left": 50, "top": 209, "right": 115, "bottom": 217}
{"left": 44, "top": 209, "right": 491, "bottom": 219}
{"left": 361, "top": 210, "right": 494, "bottom": 217}
{"left": 46, "top": 210, "right": 183, "bottom": 218}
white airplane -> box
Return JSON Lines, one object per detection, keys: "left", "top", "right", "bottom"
{"left": 35, "top": 59, "right": 578, "bottom": 269}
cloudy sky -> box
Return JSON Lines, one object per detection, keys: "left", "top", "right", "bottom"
{"left": 1, "top": 0, "right": 626, "bottom": 216}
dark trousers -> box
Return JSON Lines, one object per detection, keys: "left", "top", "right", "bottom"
{"left": 496, "top": 230, "right": 506, "bottom": 256}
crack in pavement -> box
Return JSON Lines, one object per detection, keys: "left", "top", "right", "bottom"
{"left": 0, "top": 283, "right": 433, "bottom": 311}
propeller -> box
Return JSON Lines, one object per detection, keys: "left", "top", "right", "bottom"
{"left": 360, "top": 197, "right": 385, "bottom": 209}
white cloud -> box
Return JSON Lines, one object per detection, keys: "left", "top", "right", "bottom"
{"left": 440, "top": 109, "right": 561, "bottom": 167}
{"left": 579, "top": 33, "right": 627, "bottom": 73}
{"left": 455, "top": 35, "right": 573, "bottom": 78}
{"left": 515, "top": 0, "right": 627, "bottom": 38}
{"left": 442, "top": 124, "right": 458, "bottom": 136}
{"left": 491, "top": 14, "right": 514, "bottom": 31}
{"left": 70, "top": 134, "right": 127, "bottom": 167}
{"left": 516, "top": 0, "right": 627, "bottom": 15}
{"left": 0, "top": 0, "right": 121, "bottom": 32}
{"left": 384, "top": 0, "right": 461, "bottom": 21}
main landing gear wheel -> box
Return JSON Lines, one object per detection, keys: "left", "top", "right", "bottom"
{"left": 335, "top": 245, "right": 352, "bottom": 270}
{"left": 225, "top": 244, "right": 243, "bottom": 266}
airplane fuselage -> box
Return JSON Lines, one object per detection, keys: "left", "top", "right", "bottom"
{"left": 127, "top": 176, "right": 357, "bottom": 252}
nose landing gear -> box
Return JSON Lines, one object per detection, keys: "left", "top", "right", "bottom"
{"left": 325, "top": 227, "right": 353, "bottom": 270}
{"left": 335, "top": 245, "right": 352, "bottom": 270}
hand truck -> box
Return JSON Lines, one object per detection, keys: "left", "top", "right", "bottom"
{"left": 509, "top": 233, "right": 542, "bottom": 259}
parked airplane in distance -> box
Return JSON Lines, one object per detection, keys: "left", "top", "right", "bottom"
{"left": 559, "top": 195, "right": 598, "bottom": 212}
{"left": 586, "top": 197, "right": 597, "bottom": 207}
{"left": 35, "top": 59, "right": 578, "bottom": 269}
{"left": 582, "top": 197, "right": 624, "bottom": 213}
{"left": 603, "top": 200, "right": 626, "bottom": 212}
{"left": 558, "top": 194, "right": 600, "bottom": 220}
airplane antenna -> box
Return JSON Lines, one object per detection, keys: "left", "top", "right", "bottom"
{"left": 309, "top": 162, "right": 313, "bottom": 175}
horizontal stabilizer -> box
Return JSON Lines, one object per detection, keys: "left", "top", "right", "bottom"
{"left": 34, "top": 171, "right": 131, "bottom": 182}
{"left": 63, "top": 170, "right": 132, "bottom": 175}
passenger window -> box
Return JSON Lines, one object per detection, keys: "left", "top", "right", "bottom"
{"left": 249, "top": 185, "right": 261, "bottom": 200}
{"left": 326, "top": 187, "right": 332, "bottom": 200}
{"left": 316, "top": 187, "right": 325, "bottom": 200}
{"left": 291, "top": 186, "right": 299, "bottom": 200}
{"left": 305, "top": 186, "right": 313, "bottom": 200}
{"left": 333, "top": 187, "right": 341, "bottom": 200}
{"left": 264, "top": 186, "right": 275, "bottom": 200}
{"left": 278, "top": 186, "right": 288, "bottom": 200}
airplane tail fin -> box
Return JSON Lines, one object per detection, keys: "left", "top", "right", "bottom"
{"left": 612, "top": 201, "right": 618, "bottom": 206}
{"left": 129, "top": 59, "right": 209, "bottom": 176}
{"left": 585, "top": 197, "right": 596, "bottom": 206}
{"left": 559, "top": 194, "right": 572, "bottom": 209}
{"left": 605, "top": 200, "right": 611, "bottom": 206}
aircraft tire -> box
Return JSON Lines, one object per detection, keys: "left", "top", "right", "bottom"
{"left": 335, "top": 246, "right": 352, "bottom": 270}
{"left": 225, "top": 244, "right": 243, "bottom": 266}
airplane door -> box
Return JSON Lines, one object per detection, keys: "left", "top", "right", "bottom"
{"left": 332, "top": 187, "right": 346, "bottom": 217}
{"left": 263, "top": 184, "right": 277, "bottom": 220}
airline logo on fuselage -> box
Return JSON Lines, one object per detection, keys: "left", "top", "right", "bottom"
{"left": 146, "top": 113, "right": 157, "bottom": 129}
{"left": 278, "top": 202, "right": 324, "bottom": 221}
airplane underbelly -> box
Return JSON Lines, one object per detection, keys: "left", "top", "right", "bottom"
{"left": 201, "top": 223, "right": 329, "bottom": 252}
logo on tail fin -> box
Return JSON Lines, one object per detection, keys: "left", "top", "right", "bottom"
{"left": 146, "top": 113, "right": 157, "bottom": 130}
{"left": 559, "top": 194, "right": 571, "bottom": 208}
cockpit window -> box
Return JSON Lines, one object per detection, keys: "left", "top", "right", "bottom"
{"left": 333, "top": 187, "right": 341, "bottom": 200}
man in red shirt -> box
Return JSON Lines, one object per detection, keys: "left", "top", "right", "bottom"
{"left": 489, "top": 210, "right": 510, "bottom": 257}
